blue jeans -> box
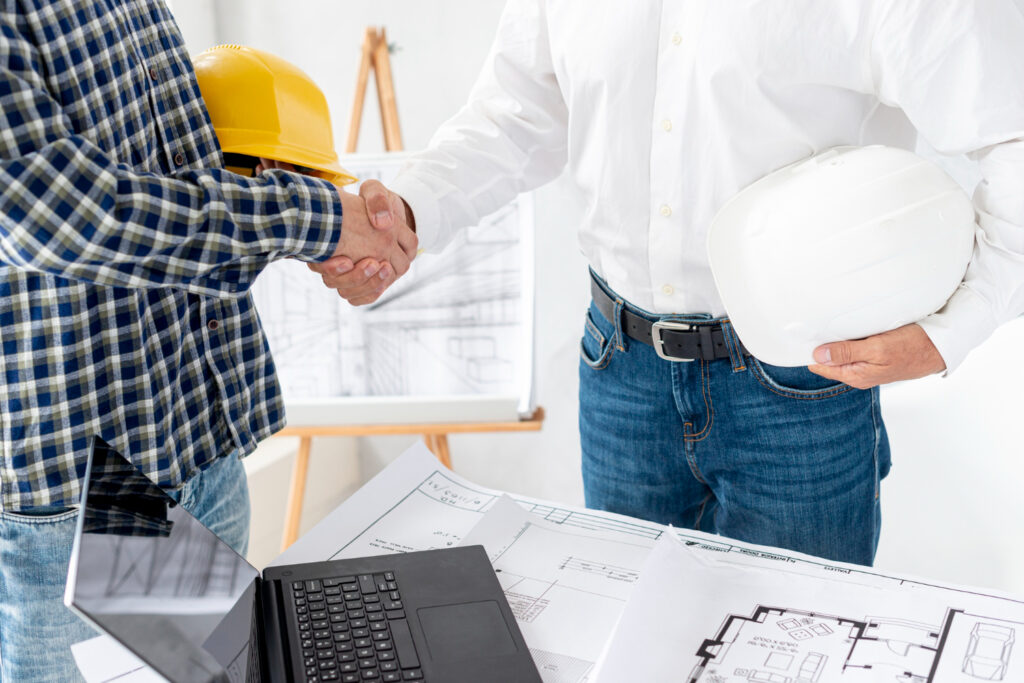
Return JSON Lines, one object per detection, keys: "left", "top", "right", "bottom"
{"left": 0, "top": 451, "right": 251, "bottom": 683}
{"left": 579, "top": 284, "right": 890, "bottom": 566}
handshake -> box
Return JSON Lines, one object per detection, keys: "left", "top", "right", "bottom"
{"left": 316, "top": 178, "right": 417, "bottom": 306}
{"left": 259, "top": 159, "right": 417, "bottom": 306}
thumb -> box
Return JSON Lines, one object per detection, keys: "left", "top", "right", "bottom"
{"left": 359, "top": 179, "right": 394, "bottom": 230}
{"left": 813, "top": 340, "right": 861, "bottom": 366}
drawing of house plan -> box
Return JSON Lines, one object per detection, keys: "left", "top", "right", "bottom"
{"left": 692, "top": 606, "right": 1022, "bottom": 682}
{"left": 250, "top": 152, "right": 535, "bottom": 424}
{"left": 593, "top": 532, "right": 1024, "bottom": 683}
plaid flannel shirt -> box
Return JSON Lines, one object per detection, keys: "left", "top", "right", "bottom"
{"left": 0, "top": 0, "right": 343, "bottom": 509}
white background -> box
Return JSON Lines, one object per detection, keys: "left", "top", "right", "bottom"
{"left": 171, "top": 0, "right": 1024, "bottom": 593}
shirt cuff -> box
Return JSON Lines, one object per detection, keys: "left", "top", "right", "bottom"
{"left": 916, "top": 285, "right": 999, "bottom": 375}
{"left": 389, "top": 172, "right": 443, "bottom": 253}
{"left": 289, "top": 175, "right": 343, "bottom": 263}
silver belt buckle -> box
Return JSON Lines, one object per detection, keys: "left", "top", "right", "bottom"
{"left": 651, "top": 320, "right": 694, "bottom": 362}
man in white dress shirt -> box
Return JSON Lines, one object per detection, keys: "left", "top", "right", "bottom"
{"left": 314, "top": 0, "right": 1024, "bottom": 565}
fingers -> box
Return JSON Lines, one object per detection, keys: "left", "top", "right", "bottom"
{"left": 360, "top": 180, "right": 395, "bottom": 230}
{"left": 309, "top": 255, "right": 354, "bottom": 276}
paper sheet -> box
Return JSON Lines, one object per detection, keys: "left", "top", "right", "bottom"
{"left": 460, "top": 495, "right": 651, "bottom": 682}
{"left": 593, "top": 534, "right": 1024, "bottom": 682}
{"left": 71, "top": 635, "right": 166, "bottom": 683}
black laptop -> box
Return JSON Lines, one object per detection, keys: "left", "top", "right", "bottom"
{"left": 65, "top": 438, "right": 541, "bottom": 683}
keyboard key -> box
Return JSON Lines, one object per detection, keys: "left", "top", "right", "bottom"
{"left": 341, "top": 662, "right": 358, "bottom": 673}
{"left": 302, "top": 639, "right": 314, "bottom": 649}
{"left": 364, "top": 594, "right": 380, "bottom": 604}
{"left": 370, "top": 622, "right": 388, "bottom": 632}
{"left": 383, "top": 572, "right": 395, "bottom": 582}
{"left": 344, "top": 591, "right": 361, "bottom": 601}
{"left": 361, "top": 671, "right": 380, "bottom": 680}
{"left": 386, "top": 582, "right": 397, "bottom": 591}
{"left": 377, "top": 651, "right": 395, "bottom": 662}
{"left": 389, "top": 620, "right": 420, "bottom": 669}
{"left": 322, "top": 672, "right": 339, "bottom": 681}
{"left": 320, "top": 660, "right": 339, "bottom": 670}
{"left": 323, "top": 578, "right": 343, "bottom": 587}
{"left": 353, "top": 628, "right": 370, "bottom": 638}
{"left": 309, "top": 601, "right": 326, "bottom": 612}
{"left": 342, "top": 582, "right": 359, "bottom": 593}
{"left": 358, "top": 575, "right": 376, "bottom": 594}
{"left": 313, "top": 620, "right": 329, "bottom": 630}
{"left": 359, "top": 658, "right": 376, "bottom": 669}
{"left": 401, "top": 671, "right": 423, "bottom": 680}
{"left": 314, "top": 630, "right": 331, "bottom": 640}
{"left": 380, "top": 661, "right": 397, "bottom": 671}
{"left": 312, "top": 611, "right": 328, "bottom": 620}
{"left": 357, "top": 647, "right": 374, "bottom": 658}
{"left": 385, "top": 610, "right": 405, "bottom": 621}
{"left": 317, "top": 650, "right": 334, "bottom": 660}
{"left": 343, "top": 674, "right": 360, "bottom": 683}
{"left": 365, "top": 603, "right": 382, "bottom": 613}
{"left": 327, "top": 596, "right": 343, "bottom": 605}
{"left": 329, "top": 605, "right": 346, "bottom": 614}
{"left": 372, "top": 631, "right": 390, "bottom": 641}
{"left": 339, "top": 651, "right": 356, "bottom": 662}
{"left": 334, "top": 632, "right": 352, "bottom": 642}
{"left": 330, "top": 614, "right": 348, "bottom": 624}
{"left": 306, "top": 580, "right": 323, "bottom": 593}
{"left": 382, "top": 601, "right": 402, "bottom": 611}
{"left": 375, "top": 641, "right": 393, "bottom": 651}
{"left": 382, "top": 673, "right": 401, "bottom": 683}
{"left": 325, "top": 587, "right": 341, "bottom": 596}
{"left": 355, "top": 638, "right": 371, "bottom": 648}
{"left": 388, "top": 591, "right": 400, "bottom": 602}
{"left": 351, "top": 619, "right": 368, "bottom": 629}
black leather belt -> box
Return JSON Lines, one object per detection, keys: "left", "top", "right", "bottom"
{"left": 591, "top": 275, "right": 739, "bottom": 362}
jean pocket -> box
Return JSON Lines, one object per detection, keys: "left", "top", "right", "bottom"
{"left": 748, "top": 357, "right": 853, "bottom": 400}
{"left": 0, "top": 507, "right": 79, "bottom": 525}
{"left": 580, "top": 308, "right": 615, "bottom": 370}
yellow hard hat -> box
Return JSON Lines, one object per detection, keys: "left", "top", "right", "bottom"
{"left": 193, "top": 44, "right": 357, "bottom": 185}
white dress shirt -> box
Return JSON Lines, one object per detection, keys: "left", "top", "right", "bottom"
{"left": 390, "top": 0, "right": 1024, "bottom": 372}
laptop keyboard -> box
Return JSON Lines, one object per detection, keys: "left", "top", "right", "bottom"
{"left": 291, "top": 572, "right": 424, "bottom": 682}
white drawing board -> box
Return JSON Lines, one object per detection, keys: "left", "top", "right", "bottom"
{"left": 251, "top": 152, "right": 535, "bottom": 425}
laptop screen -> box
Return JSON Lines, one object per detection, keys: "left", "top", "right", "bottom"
{"left": 66, "top": 438, "right": 260, "bottom": 683}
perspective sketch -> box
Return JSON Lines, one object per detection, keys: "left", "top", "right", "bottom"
{"left": 690, "top": 606, "right": 1022, "bottom": 683}
{"left": 251, "top": 153, "right": 534, "bottom": 419}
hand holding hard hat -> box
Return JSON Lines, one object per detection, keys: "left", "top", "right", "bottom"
{"left": 708, "top": 145, "right": 975, "bottom": 386}
{"left": 193, "top": 45, "right": 417, "bottom": 300}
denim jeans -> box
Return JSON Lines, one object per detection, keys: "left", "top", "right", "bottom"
{"left": 579, "top": 283, "right": 890, "bottom": 566}
{"left": 0, "top": 451, "right": 251, "bottom": 683}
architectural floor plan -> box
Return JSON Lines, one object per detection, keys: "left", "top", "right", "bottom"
{"left": 693, "top": 606, "right": 1020, "bottom": 683}
{"left": 250, "top": 153, "right": 535, "bottom": 422}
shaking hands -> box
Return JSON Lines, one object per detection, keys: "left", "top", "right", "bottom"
{"left": 313, "top": 179, "right": 416, "bottom": 305}
{"left": 256, "top": 159, "right": 415, "bottom": 305}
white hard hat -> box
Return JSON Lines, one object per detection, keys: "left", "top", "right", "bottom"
{"left": 707, "top": 145, "right": 975, "bottom": 367}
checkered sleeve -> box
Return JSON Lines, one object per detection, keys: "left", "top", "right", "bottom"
{"left": 0, "top": 20, "right": 342, "bottom": 298}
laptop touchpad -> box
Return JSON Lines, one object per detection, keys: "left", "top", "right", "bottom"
{"left": 418, "top": 601, "right": 518, "bottom": 661}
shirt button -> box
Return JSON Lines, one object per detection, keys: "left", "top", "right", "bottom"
{"left": 173, "top": 152, "right": 185, "bottom": 166}
{"left": 148, "top": 66, "right": 159, "bottom": 81}
{"left": 661, "top": 119, "right": 672, "bottom": 132}
{"left": 207, "top": 319, "right": 220, "bottom": 331}
{"left": 661, "top": 284, "right": 675, "bottom": 296}
{"left": 672, "top": 32, "right": 682, "bottom": 46}
{"left": 659, "top": 205, "right": 672, "bottom": 217}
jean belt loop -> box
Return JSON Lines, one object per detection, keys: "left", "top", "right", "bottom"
{"left": 720, "top": 319, "right": 748, "bottom": 372}
{"left": 612, "top": 298, "right": 628, "bottom": 352}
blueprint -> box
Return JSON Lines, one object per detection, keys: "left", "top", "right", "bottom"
{"left": 593, "top": 534, "right": 1024, "bottom": 683}
{"left": 250, "top": 152, "right": 535, "bottom": 424}
{"left": 77, "top": 444, "right": 1024, "bottom": 682}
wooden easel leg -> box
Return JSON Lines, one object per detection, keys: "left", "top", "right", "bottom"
{"left": 346, "top": 28, "right": 377, "bottom": 153}
{"left": 281, "top": 436, "right": 312, "bottom": 552}
{"left": 435, "top": 434, "right": 452, "bottom": 470}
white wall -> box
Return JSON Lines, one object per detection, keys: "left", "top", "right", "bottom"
{"left": 171, "top": 0, "right": 1024, "bottom": 593}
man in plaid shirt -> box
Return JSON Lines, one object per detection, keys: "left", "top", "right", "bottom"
{"left": 0, "top": 2, "right": 416, "bottom": 679}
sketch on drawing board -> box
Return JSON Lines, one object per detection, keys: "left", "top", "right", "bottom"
{"left": 689, "top": 606, "right": 1023, "bottom": 683}
{"left": 250, "top": 153, "right": 534, "bottom": 420}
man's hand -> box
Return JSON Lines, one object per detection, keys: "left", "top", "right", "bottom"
{"left": 807, "top": 323, "right": 946, "bottom": 389}
{"left": 309, "top": 180, "right": 416, "bottom": 306}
